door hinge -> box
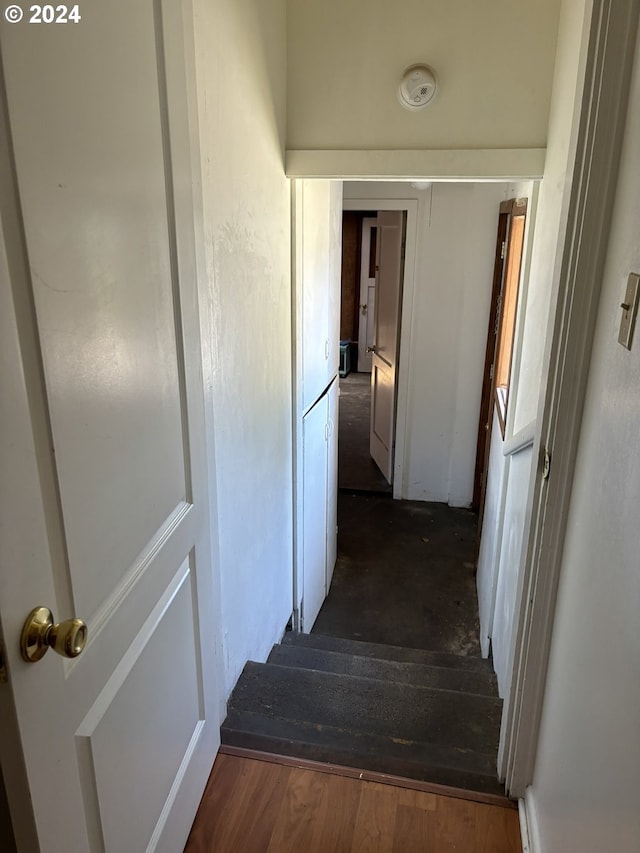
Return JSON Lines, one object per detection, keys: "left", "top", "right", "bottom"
{"left": 542, "top": 448, "right": 551, "bottom": 480}
{"left": 501, "top": 240, "right": 507, "bottom": 259}
{"left": 489, "top": 362, "right": 494, "bottom": 381}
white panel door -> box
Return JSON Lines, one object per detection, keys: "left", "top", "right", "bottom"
{"left": 325, "top": 379, "right": 339, "bottom": 591}
{"left": 327, "top": 182, "right": 343, "bottom": 380}
{"left": 300, "top": 180, "right": 332, "bottom": 412}
{"left": 358, "top": 218, "right": 377, "bottom": 372}
{"left": 302, "top": 394, "right": 329, "bottom": 632}
{"left": 0, "top": 3, "right": 222, "bottom": 851}
{"left": 370, "top": 211, "right": 404, "bottom": 483}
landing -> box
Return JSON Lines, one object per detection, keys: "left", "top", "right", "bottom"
{"left": 312, "top": 493, "right": 481, "bottom": 656}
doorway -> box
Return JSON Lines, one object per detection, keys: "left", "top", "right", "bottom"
{"left": 338, "top": 208, "right": 407, "bottom": 494}
{"left": 292, "top": 178, "right": 539, "bottom": 793}
{"left": 341, "top": 197, "right": 418, "bottom": 500}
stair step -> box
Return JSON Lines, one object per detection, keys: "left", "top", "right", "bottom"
{"left": 226, "top": 661, "right": 501, "bottom": 755}
{"left": 283, "top": 631, "right": 494, "bottom": 675}
{"left": 221, "top": 708, "right": 503, "bottom": 795}
{"left": 268, "top": 643, "right": 498, "bottom": 697}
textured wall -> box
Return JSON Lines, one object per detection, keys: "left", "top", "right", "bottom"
{"left": 192, "top": 0, "right": 293, "bottom": 696}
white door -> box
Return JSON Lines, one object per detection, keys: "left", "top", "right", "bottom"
{"left": 357, "top": 218, "right": 377, "bottom": 372}
{"left": 299, "top": 181, "right": 332, "bottom": 412}
{"left": 370, "top": 211, "right": 404, "bottom": 483}
{"left": 325, "top": 380, "right": 339, "bottom": 591}
{"left": 0, "top": 3, "right": 222, "bottom": 851}
{"left": 293, "top": 180, "right": 341, "bottom": 626}
{"left": 302, "top": 393, "right": 329, "bottom": 631}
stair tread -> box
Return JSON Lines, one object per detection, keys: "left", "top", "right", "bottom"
{"left": 283, "top": 632, "right": 493, "bottom": 674}
{"left": 227, "top": 661, "right": 501, "bottom": 755}
{"left": 221, "top": 709, "right": 503, "bottom": 795}
{"left": 268, "top": 644, "right": 498, "bottom": 697}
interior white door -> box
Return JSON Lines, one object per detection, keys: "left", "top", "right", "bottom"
{"left": 302, "top": 392, "right": 329, "bottom": 632}
{"left": 325, "top": 380, "right": 339, "bottom": 591}
{"left": 300, "top": 181, "right": 332, "bottom": 412}
{"left": 357, "top": 218, "right": 377, "bottom": 372}
{"left": 0, "top": 3, "right": 222, "bottom": 851}
{"left": 370, "top": 211, "right": 404, "bottom": 483}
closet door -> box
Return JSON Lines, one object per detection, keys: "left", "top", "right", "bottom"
{"left": 302, "top": 392, "right": 329, "bottom": 631}
{"left": 325, "top": 379, "right": 339, "bottom": 591}
{"left": 300, "top": 181, "right": 332, "bottom": 412}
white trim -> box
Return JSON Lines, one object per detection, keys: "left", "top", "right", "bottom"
{"left": 501, "top": 0, "right": 640, "bottom": 796}
{"left": 521, "top": 790, "right": 543, "bottom": 853}
{"left": 518, "top": 800, "right": 531, "bottom": 853}
{"left": 504, "top": 182, "right": 540, "bottom": 441}
{"left": 503, "top": 420, "right": 536, "bottom": 457}
{"left": 291, "top": 180, "right": 304, "bottom": 624}
{"left": 286, "top": 148, "right": 546, "bottom": 180}
{"left": 357, "top": 217, "right": 377, "bottom": 372}
{"left": 518, "top": 791, "right": 542, "bottom": 853}
{"left": 343, "top": 198, "right": 418, "bottom": 500}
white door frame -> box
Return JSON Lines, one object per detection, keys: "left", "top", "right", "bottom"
{"left": 500, "top": 0, "right": 640, "bottom": 795}
{"left": 343, "top": 198, "right": 418, "bottom": 500}
{"left": 357, "top": 216, "right": 377, "bottom": 372}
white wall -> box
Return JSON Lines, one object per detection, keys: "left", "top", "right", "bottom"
{"left": 192, "top": 0, "right": 293, "bottom": 696}
{"left": 344, "top": 181, "right": 528, "bottom": 507}
{"left": 526, "top": 24, "right": 640, "bottom": 853}
{"left": 287, "top": 1, "right": 560, "bottom": 155}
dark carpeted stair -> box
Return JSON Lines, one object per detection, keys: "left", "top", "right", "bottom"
{"left": 220, "top": 633, "right": 503, "bottom": 796}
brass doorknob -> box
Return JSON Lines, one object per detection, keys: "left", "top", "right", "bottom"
{"left": 20, "top": 607, "right": 88, "bottom": 663}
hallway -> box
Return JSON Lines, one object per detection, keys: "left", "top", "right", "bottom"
{"left": 313, "top": 493, "right": 481, "bottom": 656}
{"left": 328, "top": 368, "right": 481, "bottom": 654}
{"left": 222, "top": 373, "right": 503, "bottom": 797}
{"left": 338, "top": 372, "right": 392, "bottom": 494}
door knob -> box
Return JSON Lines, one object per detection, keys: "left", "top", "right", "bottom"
{"left": 20, "top": 607, "right": 88, "bottom": 662}
{"left": 360, "top": 304, "right": 367, "bottom": 312}
{"left": 366, "top": 345, "right": 377, "bottom": 354}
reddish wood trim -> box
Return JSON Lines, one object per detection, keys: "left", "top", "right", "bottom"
{"left": 218, "top": 745, "right": 518, "bottom": 810}
{"left": 472, "top": 212, "right": 508, "bottom": 511}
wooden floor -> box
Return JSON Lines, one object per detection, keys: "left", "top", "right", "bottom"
{"left": 184, "top": 754, "right": 522, "bottom": 853}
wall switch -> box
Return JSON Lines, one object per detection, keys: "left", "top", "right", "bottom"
{"left": 618, "top": 273, "right": 639, "bottom": 350}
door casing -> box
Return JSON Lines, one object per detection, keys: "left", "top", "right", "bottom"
{"left": 343, "top": 198, "right": 419, "bottom": 501}
{"left": 357, "top": 217, "right": 377, "bottom": 372}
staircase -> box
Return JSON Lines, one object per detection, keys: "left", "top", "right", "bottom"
{"left": 220, "top": 632, "right": 504, "bottom": 796}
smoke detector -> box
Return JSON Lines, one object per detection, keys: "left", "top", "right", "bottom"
{"left": 398, "top": 64, "right": 438, "bottom": 110}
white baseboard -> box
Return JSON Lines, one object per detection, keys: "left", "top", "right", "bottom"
{"left": 519, "top": 790, "right": 542, "bottom": 853}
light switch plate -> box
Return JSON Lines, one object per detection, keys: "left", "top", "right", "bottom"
{"left": 618, "top": 273, "right": 639, "bottom": 350}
